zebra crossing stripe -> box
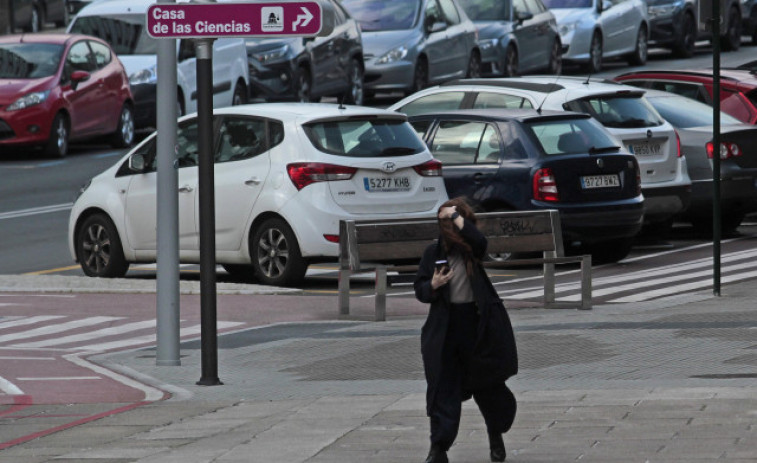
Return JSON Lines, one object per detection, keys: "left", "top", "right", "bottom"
{"left": 609, "top": 269, "right": 757, "bottom": 303}
{"left": 0, "top": 317, "right": 123, "bottom": 344}
{"left": 11, "top": 320, "right": 158, "bottom": 349}
{"left": 78, "top": 321, "right": 245, "bottom": 352}
{"left": 0, "top": 316, "right": 66, "bottom": 331}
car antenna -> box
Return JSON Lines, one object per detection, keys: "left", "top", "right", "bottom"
{"left": 338, "top": 94, "right": 346, "bottom": 110}
{"left": 537, "top": 66, "right": 562, "bottom": 114}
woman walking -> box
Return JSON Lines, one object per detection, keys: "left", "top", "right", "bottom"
{"left": 414, "top": 197, "right": 518, "bottom": 463}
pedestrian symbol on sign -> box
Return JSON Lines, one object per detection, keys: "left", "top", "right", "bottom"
{"left": 261, "top": 7, "right": 284, "bottom": 32}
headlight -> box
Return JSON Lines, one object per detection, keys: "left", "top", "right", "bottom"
{"left": 129, "top": 65, "right": 158, "bottom": 85}
{"left": 252, "top": 44, "right": 290, "bottom": 63}
{"left": 376, "top": 46, "right": 408, "bottom": 65}
{"left": 558, "top": 22, "right": 577, "bottom": 36}
{"left": 647, "top": 1, "right": 683, "bottom": 19}
{"left": 6, "top": 90, "right": 50, "bottom": 111}
{"left": 478, "top": 38, "right": 499, "bottom": 51}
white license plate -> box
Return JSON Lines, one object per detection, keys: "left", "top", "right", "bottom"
{"left": 628, "top": 142, "right": 662, "bottom": 156}
{"left": 363, "top": 177, "right": 411, "bottom": 192}
{"left": 581, "top": 174, "right": 620, "bottom": 189}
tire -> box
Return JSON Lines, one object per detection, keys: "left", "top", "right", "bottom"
{"left": 627, "top": 25, "right": 648, "bottom": 66}
{"left": 673, "top": 13, "right": 697, "bottom": 58}
{"left": 547, "top": 39, "right": 562, "bottom": 75}
{"left": 484, "top": 208, "right": 515, "bottom": 262}
{"left": 296, "top": 67, "right": 315, "bottom": 102}
{"left": 251, "top": 218, "right": 307, "bottom": 286}
{"left": 110, "top": 104, "right": 135, "bottom": 149}
{"left": 26, "top": 6, "right": 42, "bottom": 33}
{"left": 640, "top": 218, "right": 673, "bottom": 240}
{"left": 45, "top": 113, "right": 69, "bottom": 158}
{"left": 55, "top": 6, "right": 69, "bottom": 27}
{"left": 502, "top": 45, "right": 518, "bottom": 77}
{"left": 585, "top": 237, "right": 633, "bottom": 265}
{"left": 722, "top": 7, "right": 742, "bottom": 51}
{"left": 342, "top": 58, "right": 364, "bottom": 105}
{"left": 408, "top": 58, "right": 428, "bottom": 95}
{"left": 691, "top": 213, "right": 744, "bottom": 235}
{"left": 231, "top": 82, "right": 247, "bottom": 106}
{"left": 76, "top": 214, "right": 129, "bottom": 278}
{"left": 587, "top": 32, "right": 602, "bottom": 73}
{"left": 466, "top": 51, "right": 482, "bottom": 78}
{"left": 222, "top": 264, "right": 256, "bottom": 281}
{"left": 177, "top": 94, "right": 185, "bottom": 117}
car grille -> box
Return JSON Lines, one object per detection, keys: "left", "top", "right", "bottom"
{"left": 0, "top": 119, "right": 15, "bottom": 141}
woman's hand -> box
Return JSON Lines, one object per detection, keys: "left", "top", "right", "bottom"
{"left": 431, "top": 265, "right": 453, "bottom": 289}
{"left": 438, "top": 206, "right": 457, "bottom": 220}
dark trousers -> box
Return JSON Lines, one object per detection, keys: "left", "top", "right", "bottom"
{"left": 429, "top": 302, "right": 517, "bottom": 451}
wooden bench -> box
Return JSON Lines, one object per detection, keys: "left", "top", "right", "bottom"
{"left": 337, "top": 210, "right": 592, "bottom": 321}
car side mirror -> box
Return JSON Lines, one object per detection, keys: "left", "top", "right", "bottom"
{"left": 70, "top": 70, "right": 90, "bottom": 90}
{"left": 427, "top": 21, "right": 447, "bottom": 34}
{"left": 515, "top": 11, "right": 533, "bottom": 23}
{"left": 599, "top": 0, "right": 611, "bottom": 13}
{"left": 129, "top": 153, "right": 146, "bottom": 173}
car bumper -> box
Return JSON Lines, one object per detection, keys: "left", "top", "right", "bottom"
{"left": 534, "top": 197, "right": 645, "bottom": 244}
{"left": 247, "top": 59, "right": 298, "bottom": 100}
{"left": 131, "top": 83, "right": 157, "bottom": 129}
{"left": 641, "top": 182, "right": 692, "bottom": 224}
{"left": 685, "top": 176, "right": 757, "bottom": 217}
{"left": 0, "top": 105, "right": 55, "bottom": 149}
{"left": 558, "top": 29, "right": 592, "bottom": 63}
{"left": 363, "top": 60, "right": 415, "bottom": 92}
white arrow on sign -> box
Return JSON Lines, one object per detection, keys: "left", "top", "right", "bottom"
{"left": 291, "top": 6, "right": 313, "bottom": 31}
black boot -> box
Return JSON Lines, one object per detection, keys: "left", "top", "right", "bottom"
{"left": 424, "top": 444, "right": 449, "bottom": 463}
{"left": 488, "top": 432, "right": 506, "bottom": 462}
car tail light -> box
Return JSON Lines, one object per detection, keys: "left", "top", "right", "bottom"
{"left": 675, "top": 130, "right": 682, "bottom": 158}
{"left": 413, "top": 159, "right": 442, "bottom": 177}
{"left": 533, "top": 168, "right": 559, "bottom": 202}
{"left": 706, "top": 142, "right": 742, "bottom": 159}
{"left": 323, "top": 234, "right": 339, "bottom": 243}
{"left": 286, "top": 163, "right": 357, "bottom": 190}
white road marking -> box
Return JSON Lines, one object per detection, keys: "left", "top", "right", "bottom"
{"left": 64, "top": 353, "right": 165, "bottom": 401}
{"left": 79, "top": 321, "right": 244, "bottom": 352}
{"left": 0, "top": 316, "right": 122, "bottom": 344}
{"left": 0, "top": 203, "right": 73, "bottom": 220}
{"left": 0, "top": 375, "right": 23, "bottom": 395}
{"left": 11, "top": 320, "right": 157, "bottom": 348}
{"left": 16, "top": 376, "right": 101, "bottom": 381}
{"left": 0, "top": 356, "right": 56, "bottom": 360}
{"left": 0, "top": 315, "right": 66, "bottom": 331}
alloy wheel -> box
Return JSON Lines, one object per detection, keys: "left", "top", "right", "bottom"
{"left": 256, "top": 227, "right": 290, "bottom": 280}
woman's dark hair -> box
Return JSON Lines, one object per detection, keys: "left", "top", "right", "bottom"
{"left": 438, "top": 197, "right": 477, "bottom": 275}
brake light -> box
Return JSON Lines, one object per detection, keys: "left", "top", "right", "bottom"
{"left": 533, "top": 168, "right": 559, "bottom": 202}
{"left": 675, "top": 130, "right": 682, "bottom": 158}
{"left": 706, "top": 142, "right": 742, "bottom": 159}
{"left": 286, "top": 163, "right": 357, "bottom": 190}
{"left": 413, "top": 159, "right": 443, "bottom": 177}
{"left": 323, "top": 234, "right": 339, "bottom": 243}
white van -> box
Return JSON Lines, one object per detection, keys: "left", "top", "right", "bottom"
{"left": 68, "top": 0, "right": 249, "bottom": 129}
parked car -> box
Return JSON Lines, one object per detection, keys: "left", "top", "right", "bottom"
{"left": 743, "top": 0, "right": 757, "bottom": 45}
{"left": 340, "top": 0, "right": 480, "bottom": 97}
{"left": 245, "top": 0, "right": 364, "bottom": 104}
{"left": 455, "top": 0, "right": 561, "bottom": 76}
{"left": 539, "top": 0, "right": 649, "bottom": 72}
{"left": 68, "top": 103, "right": 447, "bottom": 286}
{"left": 11, "top": 0, "right": 68, "bottom": 33}
{"left": 614, "top": 69, "right": 757, "bottom": 125}
{"left": 67, "top": 0, "right": 249, "bottom": 129}
{"left": 389, "top": 76, "right": 692, "bottom": 233}
{"left": 642, "top": 89, "right": 757, "bottom": 232}
{"left": 409, "top": 109, "right": 644, "bottom": 262}
{"left": 645, "top": 0, "right": 743, "bottom": 57}
{"left": 0, "top": 33, "right": 134, "bottom": 158}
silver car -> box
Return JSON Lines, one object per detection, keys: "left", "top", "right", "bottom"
{"left": 541, "top": 0, "right": 649, "bottom": 72}
{"left": 456, "top": 0, "right": 562, "bottom": 76}
{"left": 340, "top": 0, "right": 480, "bottom": 96}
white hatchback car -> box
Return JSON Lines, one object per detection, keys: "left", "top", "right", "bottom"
{"left": 390, "top": 76, "right": 692, "bottom": 233}
{"left": 68, "top": 103, "right": 447, "bottom": 286}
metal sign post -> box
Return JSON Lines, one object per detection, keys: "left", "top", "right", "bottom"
{"left": 711, "top": 0, "right": 722, "bottom": 296}
{"left": 147, "top": 0, "right": 325, "bottom": 385}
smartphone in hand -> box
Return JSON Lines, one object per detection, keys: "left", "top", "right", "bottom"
{"left": 435, "top": 259, "right": 449, "bottom": 273}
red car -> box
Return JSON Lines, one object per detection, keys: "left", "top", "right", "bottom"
{"left": 0, "top": 34, "right": 134, "bottom": 157}
{"left": 614, "top": 69, "right": 757, "bottom": 125}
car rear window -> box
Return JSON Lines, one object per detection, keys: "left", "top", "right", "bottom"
{"left": 457, "top": 0, "right": 511, "bottom": 21}
{"left": 341, "top": 0, "right": 420, "bottom": 31}
{"left": 304, "top": 118, "right": 426, "bottom": 157}
{"left": 525, "top": 117, "right": 619, "bottom": 155}
{"left": 541, "top": 0, "right": 591, "bottom": 7}
{"left": 69, "top": 15, "right": 157, "bottom": 55}
{"left": 564, "top": 95, "right": 664, "bottom": 128}
{"left": 647, "top": 95, "right": 741, "bottom": 128}
{"left": 0, "top": 43, "right": 64, "bottom": 78}
{"left": 745, "top": 89, "right": 757, "bottom": 110}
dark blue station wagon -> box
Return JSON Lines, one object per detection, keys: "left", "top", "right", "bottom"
{"left": 409, "top": 109, "right": 645, "bottom": 263}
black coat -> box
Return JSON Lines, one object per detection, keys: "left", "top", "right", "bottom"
{"left": 414, "top": 218, "right": 518, "bottom": 415}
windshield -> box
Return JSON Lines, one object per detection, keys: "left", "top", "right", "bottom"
{"left": 527, "top": 117, "right": 619, "bottom": 155}
{"left": 304, "top": 118, "right": 426, "bottom": 157}
{"left": 0, "top": 43, "right": 64, "bottom": 78}
{"left": 648, "top": 95, "right": 742, "bottom": 128}
{"left": 69, "top": 15, "right": 157, "bottom": 55}
{"left": 564, "top": 95, "right": 664, "bottom": 128}
{"left": 341, "top": 0, "right": 420, "bottom": 31}
{"left": 457, "top": 0, "right": 511, "bottom": 21}
{"left": 541, "top": 0, "right": 592, "bottom": 7}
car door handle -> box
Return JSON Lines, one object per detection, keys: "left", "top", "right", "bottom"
{"left": 245, "top": 177, "right": 262, "bottom": 186}
{"left": 178, "top": 185, "right": 194, "bottom": 193}
{"left": 473, "top": 173, "right": 486, "bottom": 183}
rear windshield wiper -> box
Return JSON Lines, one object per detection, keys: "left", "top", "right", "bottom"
{"left": 588, "top": 145, "right": 621, "bottom": 154}
{"left": 380, "top": 147, "right": 417, "bottom": 156}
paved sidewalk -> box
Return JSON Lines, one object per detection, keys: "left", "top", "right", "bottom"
{"left": 1, "top": 277, "right": 757, "bottom": 462}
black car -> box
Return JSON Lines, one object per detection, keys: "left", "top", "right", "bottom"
{"left": 245, "top": 0, "right": 364, "bottom": 104}
{"left": 409, "top": 109, "right": 644, "bottom": 263}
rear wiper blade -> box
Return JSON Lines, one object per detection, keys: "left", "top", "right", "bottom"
{"left": 588, "top": 145, "right": 620, "bottom": 154}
